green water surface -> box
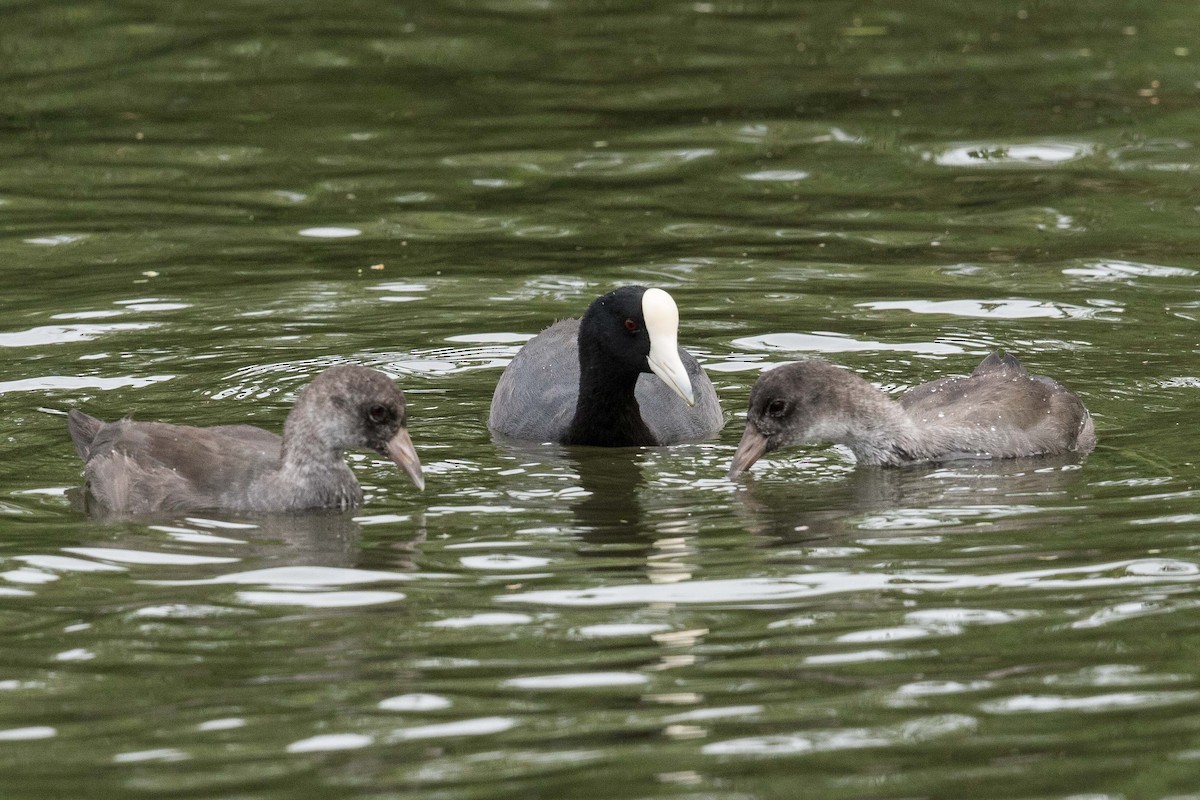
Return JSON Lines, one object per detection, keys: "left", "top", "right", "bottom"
{"left": 3, "top": 1, "right": 1200, "bottom": 797}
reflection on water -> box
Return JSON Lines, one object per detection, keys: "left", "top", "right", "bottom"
{"left": 927, "top": 142, "right": 1093, "bottom": 168}
{"left": 858, "top": 298, "right": 1122, "bottom": 320}
{"left": 731, "top": 330, "right": 965, "bottom": 354}
{"left": 735, "top": 456, "right": 1090, "bottom": 541}
{"left": 500, "top": 556, "right": 1200, "bottom": 608}
{"left": 569, "top": 450, "right": 648, "bottom": 537}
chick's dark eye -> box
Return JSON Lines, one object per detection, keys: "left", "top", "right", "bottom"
{"left": 624, "top": 319, "right": 639, "bottom": 333}
{"left": 766, "top": 399, "right": 788, "bottom": 417}
{"left": 367, "top": 404, "right": 390, "bottom": 424}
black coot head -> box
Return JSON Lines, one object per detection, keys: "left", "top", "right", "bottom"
{"left": 581, "top": 286, "right": 652, "bottom": 372}
{"left": 579, "top": 286, "right": 695, "bottom": 405}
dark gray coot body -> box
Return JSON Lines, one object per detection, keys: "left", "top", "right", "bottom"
{"left": 489, "top": 314, "right": 724, "bottom": 446}
{"left": 67, "top": 365, "right": 424, "bottom": 514}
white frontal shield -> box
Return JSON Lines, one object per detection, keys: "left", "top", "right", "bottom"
{"left": 642, "top": 288, "right": 695, "bottom": 407}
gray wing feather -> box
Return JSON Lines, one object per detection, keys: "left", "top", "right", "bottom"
{"left": 76, "top": 418, "right": 283, "bottom": 513}
{"left": 899, "top": 353, "right": 1093, "bottom": 457}
{"left": 67, "top": 409, "right": 105, "bottom": 459}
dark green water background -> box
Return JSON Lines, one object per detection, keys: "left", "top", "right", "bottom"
{"left": 4, "top": 1, "right": 1200, "bottom": 797}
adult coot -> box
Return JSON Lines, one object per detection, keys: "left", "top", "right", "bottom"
{"left": 488, "top": 286, "right": 723, "bottom": 446}
{"left": 67, "top": 365, "right": 424, "bottom": 513}
{"left": 729, "top": 352, "right": 1094, "bottom": 477}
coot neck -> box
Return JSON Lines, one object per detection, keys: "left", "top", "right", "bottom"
{"left": 279, "top": 415, "right": 356, "bottom": 486}
{"left": 835, "top": 399, "right": 923, "bottom": 466}
{"left": 565, "top": 334, "right": 657, "bottom": 447}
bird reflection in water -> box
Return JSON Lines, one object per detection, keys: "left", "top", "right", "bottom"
{"left": 731, "top": 453, "right": 1091, "bottom": 546}
{"left": 68, "top": 492, "right": 426, "bottom": 572}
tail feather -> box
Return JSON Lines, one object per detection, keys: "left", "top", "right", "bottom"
{"left": 973, "top": 351, "right": 1025, "bottom": 377}
{"left": 67, "top": 409, "right": 105, "bottom": 460}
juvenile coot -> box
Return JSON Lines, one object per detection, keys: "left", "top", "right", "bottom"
{"left": 67, "top": 365, "right": 424, "bottom": 514}
{"left": 488, "top": 286, "right": 723, "bottom": 446}
{"left": 728, "top": 352, "right": 1095, "bottom": 478}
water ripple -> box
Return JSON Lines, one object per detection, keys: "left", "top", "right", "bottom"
{"left": 926, "top": 142, "right": 1093, "bottom": 167}
{"left": 981, "top": 691, "right": 1200, "bottom": 714}
{"left": 857, "top": 299, "right": 1120, "bottom": 321}
{"left": 0, "top": 374, "right": 174, "bottom": 394}
{"left": 145, "top": 565, "right": 437, "bottom": 587}
{"left": 1064, "top": 259, "right": 1197, "bottom": 284}
{"left": 500, "top": 559, "right": 1200, "bottom": 607}
{"left": 0, "top": 726, "right": 57, "bottom": 741}
{"left": 0, "top": 323, "right": 155, "bottom": 348}
{"left": 703, "top": 714, "right": 977, "bottom": 756}
{"left": 235, "top": 590, "right": 406, "bottom": 607}
{"left": 390, "top": 716, "right": 518, "bottom": 741}
{"left": 62, "top": 547, "right": 237, "bottom": 566}
{"left": 503, "top": 672, "right": 647, "bottom": 690}
{"left": 287, "top": 733, "right": 373, "bottom": 753}
{"left": 378, "top": 694, "right": 452, "bottom": 712}
{"left": 731, "top": 331, "right": 964, "bottom": 355}
{"left": 429, "top": 612, "right": 534, "bottom": 628}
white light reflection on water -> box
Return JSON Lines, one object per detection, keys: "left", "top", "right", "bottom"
{"left": 0, "top": 374, "right": 175, "bottom": 394}
{"left": 235, "top": 590, "right": 406, "bottom": 607}
{"left": 703, "top": 714, "right": 977, "bottom": 756}
{"left": 441, "top": 147, "right": 716, "bottom": 177}
{"left": 890, "top": 680, "right": 994, "bottom": 704}
{"left": 428, "top": 612, "right": 534, "bottom": 628}
{"left": 1, "top": 566, "right": 57, "bottom": 584}
{"left": 14, "top": 555, "right": 125, "bottom": 573}
{"left": 378, "top": 693, "right": 452, "bottom": 712}
{"left": 804, "top": 648, "right": 928, "bottom": 665}
{"left": 836, "top": 626, "right": 946, "bottom": 643}
{"left": 62, "top": 548, "right": 238, "bottom": 566}
{"left": 444, "top": 332, "right": 534, "bottom": 344}
{"left": 459, "top": 554, "right": 552, "bottom": 571}
{"left": 287, "top": 733, "right": 373, "bottom": 753}
{"left": 663, "top": 705, "right": 763, "bottom": 723}
{"left": 906, "top": 608, "right": 1032, "bottom": 626}
{"left": 113, "top": 748, "right": 189, "bottom": 763}
{"left": 144, "top": 565, "right": 433, "bottom": 587}
{"left": 572, "top": 623, "right": 673, "bottom": 638}
{"left": 1044, "top": 665, "right": 1189, "bottom": 688}
{"left": 926, "top": 142, "right": 1092, "bottom": 167}
{"left": 197, "top": 718, "right": 246, "bottom": 732}
{"left": 0, "top": 726, "right": 56, "bottom": 741}
{"left": 389, "top": 716, "right": 518, "bottom": 741}
{"left": 1070, "top": 598, "right": 1200, "bottom": 629}
{"left": 857, "top": 298, "right": 1120, "bottom": 320}
{"left": 731, "top": 331, "right": 963, "bottom": 355}
{"left": 743, "top": 169, "right": 810, "bottom": 181}
{"left": 0, "top": 323, "right": 155, "bottom": 348}
{"left": 853, "top": 504, "right": 1044, "bottom": 531}
{"left": 298, "top": 227, "right": 361, "bottom": 238}
{"left": 128, "top": 565, "right": 457, "bottom": 607}
{"left": 502, "top": 672, "right": 648, "bottom": 690}
{"left": 112, "top": 299, "right": 191, "bottom": 312}
{"left": 147, "top": 525, "right": 246, "bottom": 545}
{"left": 981, "top": 691, "right": 1200, "bottom": 714}
{"left": 131, "top": 604, "right": 248, "bottom": 619}
{"left": 1064, "top": 259, "right": 1197, "bottom": 283}
{"left": 24, "top": 234, "right": 86, "bottom": 245}
{"left": 500, "top": 559, "right": 1200, "bottom": 607}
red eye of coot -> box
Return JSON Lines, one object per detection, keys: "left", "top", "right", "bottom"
{"left": 624, "top": 319, "right": 639, "bottom": 333}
